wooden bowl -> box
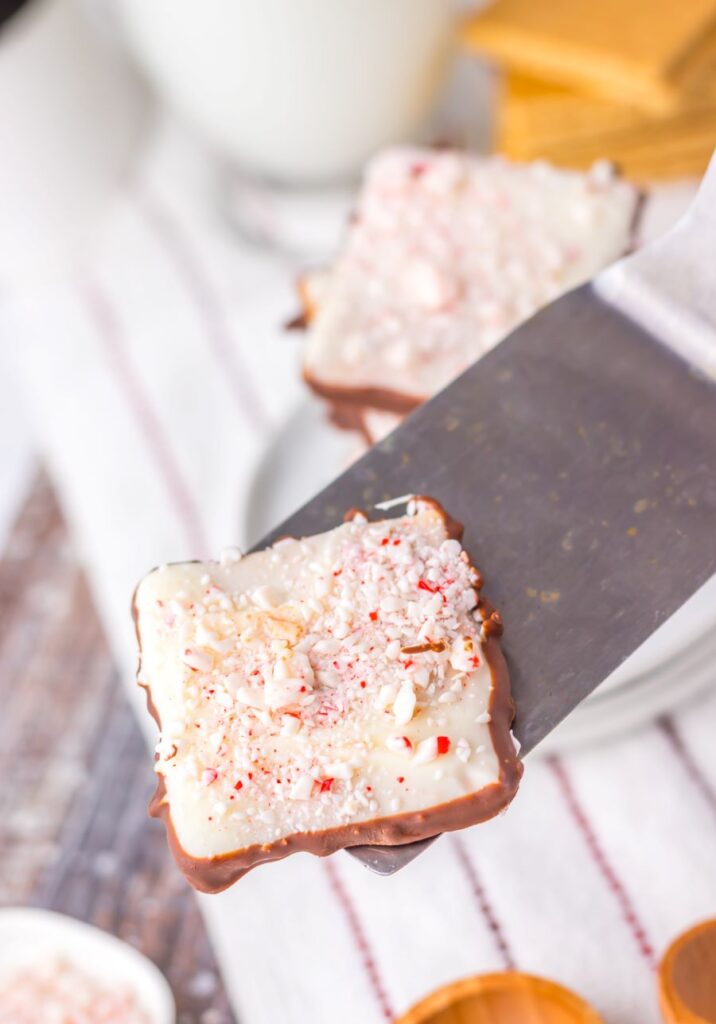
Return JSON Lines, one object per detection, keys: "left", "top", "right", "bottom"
{"left": 659, "top": 919, "right": 716, "bottom": 1024}
{"left": 396, "top": 973, "right": 604, "bottom": 1024}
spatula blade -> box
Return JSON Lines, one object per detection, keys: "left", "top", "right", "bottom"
{"left": 255, "top": 283, "right": 716, "bottom": 874}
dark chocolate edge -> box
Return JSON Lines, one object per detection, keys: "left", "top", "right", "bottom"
{"left": 626, "top": 181, "right": 648, "bottom": 254}
{"left": 303, "top": 366, "right": 424, "bottom": 417}
{"left": 133, "top": 497, "right": 522, "bottom": 894}
{"left": 325, "top": 400, "right": 373, "bottom": 445}
{"left": 285, "top": 310, "right": 310, "bottom": 331}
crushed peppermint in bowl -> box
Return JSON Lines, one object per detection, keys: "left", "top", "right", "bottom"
{"left": 0, "top": 909, "right": 174, "bottom": 1024}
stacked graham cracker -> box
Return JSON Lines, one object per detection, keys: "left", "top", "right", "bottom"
{"left": 463, "top": 0, "right": 716, "bottom": 180}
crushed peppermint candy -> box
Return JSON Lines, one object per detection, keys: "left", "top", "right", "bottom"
{"left": 302, "top": 147, "right": 640, "bottom": 422}
{"left": 0, "top": 957, "right": 150, "bottom": 1023}
{"left": 386, "top": 735, "right": 413, "bottom": 754}
{"left": 134, "top": 499, "right": 518, "bottom": 877}
{"left": 219, "top": 546, "right": 243, "bottom": 566}
{"left": 414, "top": 735, "right": 451, "bottom": 765}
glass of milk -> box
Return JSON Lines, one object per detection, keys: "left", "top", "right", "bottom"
{"left": 116, "top": 0, "right": 456, "bottom": 251}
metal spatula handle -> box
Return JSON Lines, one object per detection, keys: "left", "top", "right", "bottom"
{"left": 597, "top": 149, "right": 716, "bottom": 377}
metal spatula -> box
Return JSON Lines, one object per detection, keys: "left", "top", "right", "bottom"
{"left": 254, "top": 155, "right": 716, "bottom": 874}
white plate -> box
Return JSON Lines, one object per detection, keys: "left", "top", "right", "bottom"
{"left": 243, "top": 397, "right": 716, "bottom": 752}
{"left": 0, "top": 908, "right": 175, "bottom": 1023}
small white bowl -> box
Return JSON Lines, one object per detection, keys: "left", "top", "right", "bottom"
{"left": 0, "top": 908, "right": 175, "bottom": 1024}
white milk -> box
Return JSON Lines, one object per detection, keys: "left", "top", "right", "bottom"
{"left": 0, "top": 0, "right": 146, "bottom": 285}
{"left": 117, "top": 0, "right": 456, "bottom": 184}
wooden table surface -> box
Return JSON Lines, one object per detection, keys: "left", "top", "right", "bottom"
{"left": 0, "top": 472, "right": 236, "bottom": 1023}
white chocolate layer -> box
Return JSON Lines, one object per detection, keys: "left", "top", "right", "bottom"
{"left": 304, "top": 149, "right": 640, "bottom": 403}
{"left": 135, "top": 504, "right": 502, "bottom": 860}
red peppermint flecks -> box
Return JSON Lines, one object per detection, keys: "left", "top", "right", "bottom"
{"left": 234, "top": 780, "right": 243, "bottom": 791}
{"left": 436, "top": 736, "right": 451, "bottom": 755}
{"left": 418, "top": 579, "right": 439, "bottom": 594}
{"left": 397, "top": 776, "right": 405, "bottom": 783}
{"left": 369, "top": 611, "right": 378, "bottom": 621}
{"left": 319, "top": 778, "right": 335, "bottom": 793}
{"left": 360, "top": 680, "right": 367, "bottom": 689}
{"left": 380, "top": 537, "right": 390, "bottom": 546}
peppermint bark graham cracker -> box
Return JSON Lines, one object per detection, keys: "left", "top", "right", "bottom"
{"left": 300, "top": 147, "right": 643, "bottom": 444}
{"left": 133, "top": 498, "right": 521, "bottom": 893}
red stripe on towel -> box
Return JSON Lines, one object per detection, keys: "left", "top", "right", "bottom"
{"left": 660, "top": 716, "right": 716, "bottom": 822}
{"left": 549, "top": 757, "right": 656, "bottom": 969}
{"left": 135, "top": 189, "right": 272, "bottom": 434}
{"left": 81, "top": 277, "right": 210, "bottom": 559}
{"left": 452, "top": 835, "right": 516, "bottom": 969}
{"left": 324, "top": 860, "right": 394, "bottom": 1021}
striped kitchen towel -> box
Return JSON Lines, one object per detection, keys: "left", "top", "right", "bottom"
{"left": 3, "top": 119, "right": 716, "bottom": 1024}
